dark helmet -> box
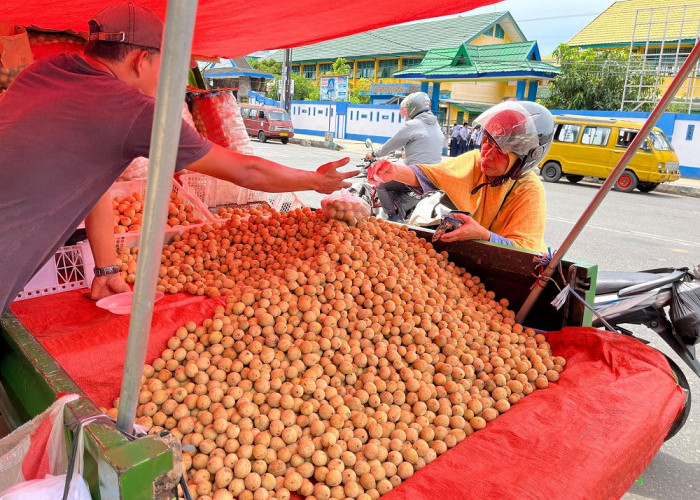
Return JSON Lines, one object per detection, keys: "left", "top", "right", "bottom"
{"left": 473, "top": 101, "right": 555, "bottom": 180}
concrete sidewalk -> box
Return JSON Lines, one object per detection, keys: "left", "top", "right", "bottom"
{"left": 290, "top": 132, "right": 700, "bottom": 198}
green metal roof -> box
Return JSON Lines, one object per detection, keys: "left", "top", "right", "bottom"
{"left": 270, "top": 12, "right": 523, "bottom": 63}
{"left": 394, "top": 41, "right": 560, "bottom": 79}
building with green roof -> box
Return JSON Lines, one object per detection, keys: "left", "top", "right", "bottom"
{"left": 268, "top": 11, "right": 554, "bottom": 124}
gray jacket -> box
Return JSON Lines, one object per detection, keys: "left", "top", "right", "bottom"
{"left": 375, "top": 111, "right": 444, "bottom": 165}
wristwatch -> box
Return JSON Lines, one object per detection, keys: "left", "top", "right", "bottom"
{"left": 93, "top": 265, "right": 120, "bottom": 277}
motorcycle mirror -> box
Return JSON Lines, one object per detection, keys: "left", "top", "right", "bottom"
{"left": 365, "top": 138, "right": 373, "bottom": 149}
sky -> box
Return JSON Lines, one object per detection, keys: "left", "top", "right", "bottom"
{"left": 466, "top": 0, "right": 619, "bottom": 55}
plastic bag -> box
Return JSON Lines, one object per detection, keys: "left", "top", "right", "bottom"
{"left": 670, "top": 280, "right": 700, "bottom": 345}
{"left": 0, "top": 473, "right": 90, "bottom": 500}
{"left": 0, "top": 394, "right": 91, "bottom": 499}
{"left": 321, "top": 189, "right": 370, "bottom": 225}
{"left": 189, "top": 91, "right": 254, "bottom": 154}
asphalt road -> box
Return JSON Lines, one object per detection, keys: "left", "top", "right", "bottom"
{"left": 251, "top": 140, "right": 700, "bottom": 500}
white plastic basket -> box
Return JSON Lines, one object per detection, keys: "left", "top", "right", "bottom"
{"left": 265, "top": 192, "right": 305, "bottom": 213}
{"left": 179, "top": 172, "right": 304, "bottom": 213}
{"left": 15, "top": 246, "right": 87, "bottom": 301}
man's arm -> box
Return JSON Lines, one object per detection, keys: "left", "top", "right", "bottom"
{"left": 85, "top": 192, "right": 129, "bottom": 300}
{"left": 186, "top": 144, "right": 355, "bottom": 194}
{"left": 373, "top": 125, "right": 413, "bottom": 158}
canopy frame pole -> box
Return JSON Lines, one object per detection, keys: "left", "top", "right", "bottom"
{"left": 515, "top": 40, "right": 700, "bottom": 325}
{"left": 116, "top": 0, "right": 199, "bottom": 435}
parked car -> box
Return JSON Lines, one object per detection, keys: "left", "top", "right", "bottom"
{"left": 539, "top": 115, "right": 681, "bottom": 192}
{"left": 239, "top": 104, "right": 294, "bottom": 144}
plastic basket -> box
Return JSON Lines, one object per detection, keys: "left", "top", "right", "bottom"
{"left": 265, "top": 192, "right": 305, "bottom": 213}
{"left": 179, "top": 172, "right": 304, "bottom": 213}
{"left": 15, "top": 246, "right": 87, "bottom": 301}
{"left": 111, "top": 178, "right": 215, "bottom": 251}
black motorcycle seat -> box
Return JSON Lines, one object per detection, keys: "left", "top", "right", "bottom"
{"left": 596, "top": 271, "right": 660, "bottom": 294}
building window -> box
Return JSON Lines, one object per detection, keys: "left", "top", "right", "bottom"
{"left": 377, "top": 59, "right": 399, "bottom": 78}
{"left": 687, "top": 124, "right": 695, "bottom": 141}
{"left": 401, "top": 58, "right": 423, "bottom": 69}
{"left": 291, "top": 65, "right": 300, "bottom": 75}
{"left": 302, "top": 65, "right": 316, "bottom": 80}
{"left": 494, "top": 24, "right": 505, "bottom": 39}
{"left": 581, "top": 126, "right": 611, "bottom": 146}
{"left": 356, "top": 61, "right": 375, "bottom": 79}
{"left": 555, "top": 124, "right": 581, "bottom": 143}
{"left": 319, "top": 63, "right": 333, "bottom": 75}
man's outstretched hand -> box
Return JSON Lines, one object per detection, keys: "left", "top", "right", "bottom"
{"left": 90, "top": 274, "right": 130, "bottom": 301}
{"left": 314, "top": 157, "right": 359, "bottom": 193}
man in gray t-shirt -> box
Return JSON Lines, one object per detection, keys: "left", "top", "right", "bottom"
{"left": 0, "top": 2, "right": 356, "bottom": 314}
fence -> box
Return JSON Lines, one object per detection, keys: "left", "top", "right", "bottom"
{"left": 246, "top": 92, "right": 700, "bottom": 178}
{"left": 248, "top": 91, "right": 405, "bottom": 142}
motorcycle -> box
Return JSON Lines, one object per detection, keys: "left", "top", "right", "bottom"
{"left": 348, "top": 139, "right": 433, "bottom": 222}
{"left": 593, "top": 265, "right": 700, "bottom": 440}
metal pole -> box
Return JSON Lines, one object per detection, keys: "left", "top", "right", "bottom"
{"left": 282, "top": 48, "right": 292, "bottom": 113}
{"left": 117, "top": 0, "right": 199, "bottom": 435}
{"left": 515, "top": 40, "right": 700, "bottom": 325}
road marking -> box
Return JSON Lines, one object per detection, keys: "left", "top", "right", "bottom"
{"left": 547, "top": 215, "right": 700, "bottom": 248}
{"left": 671, "top": 248, "right": 689, "bottom": 253}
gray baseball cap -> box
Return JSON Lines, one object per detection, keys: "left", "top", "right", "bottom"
{"left": 88, "top": 2, "right": 163, "bottom": 50}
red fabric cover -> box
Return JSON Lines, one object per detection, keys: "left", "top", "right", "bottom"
{"left": 10, "top": 295, "right": 686, "bottom": 499}
{"left": 0, "top": 1, "right": 498, "bottom": 59}
{"left": 21, "top": 417, "right": 52, "bottom": 480}
{"left": 10, "top": 290, "right": 225, "bottom": 408}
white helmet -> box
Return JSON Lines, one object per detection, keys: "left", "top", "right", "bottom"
{"left": 473, "top": 101, "right": 555, "bottom": 180}
{"left": 401, "top": 92, "right": 431, "bottom": 119}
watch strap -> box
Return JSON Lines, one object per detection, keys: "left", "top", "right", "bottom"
{"left": 93, "top": 265, "right": 120, "bottom": 277}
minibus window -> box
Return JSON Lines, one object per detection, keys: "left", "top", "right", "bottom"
{"left": 555, "top": 124, "right": 581, "bottom": 143}
{"left": 649, "top": 130, "right": 673, "bottom": 151}
{"left": 616, "top": 129, "right": 638, "bottom": 148}
{"left": 269, "top": 110, "right": 292, "bottom": 121}
{"left": 249, "top": 109, "right": 259, "bottom": 119}
{"left": 581, "top": 126, "right": 611, "bottom": 146}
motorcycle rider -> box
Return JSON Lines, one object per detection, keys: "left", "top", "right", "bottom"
{"left": 369, "top": 101, "right": 554, "bottom": 251}
{"left": 365, "top": 92, "right": 443, "bottom": 222}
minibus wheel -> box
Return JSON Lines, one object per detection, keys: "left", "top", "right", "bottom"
{"left": 613, "top": 170, "right": 638, "bottom": 192}
{"left": 281, "top": 138, "right": 289, "bottom": 144}
{"left": 258, "top": 131, "right": 268, "bottom": 143}
{"left": 565, "top": 175, "right": 583, "bottom": 184}
{"left": 541, "top": 162, "right": 562, "bottom": 182}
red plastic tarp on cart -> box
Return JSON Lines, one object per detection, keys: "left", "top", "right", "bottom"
{"left": 0, "top": 0, "right": 499, "bottom": 59}
{"left": 10, "top": 291, "right": 686, "bottom": 500}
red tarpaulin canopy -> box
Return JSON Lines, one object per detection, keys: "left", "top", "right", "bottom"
{"left": 0, "top": 0, "right": 499, "bottom": 59}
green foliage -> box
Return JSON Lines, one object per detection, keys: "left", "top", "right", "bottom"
{"left": 249, "top": 58, "right": 282, "bottom": 75}
{"left": 349, "top": 78, "right": 371, "bottom": 104}
{"left": 544, "top": 44, "right": 659, "bottom": 112}
{"left": 267, "top": 73, "right": 319, "bottom": 101}
{"left": 331, "top": 58, "right": 351, "bottom": 76}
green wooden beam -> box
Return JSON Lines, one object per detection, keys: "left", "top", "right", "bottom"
{"left": 0, "top": 312, "right": 179, "bottom": 499}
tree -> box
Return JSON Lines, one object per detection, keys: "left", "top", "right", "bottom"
{"left": 267, "top": 73, "right": 319, "bottom": 101}
{"left": 349, "top": 78, "right": 371, "bottom": 104}
{"left": 544, "top": 44, "right": 659, "bottom": 112}
{"left": 249, "top": 58, "right": 282, "bottom": 75}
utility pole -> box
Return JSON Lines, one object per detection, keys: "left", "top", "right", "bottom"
{"left": 281, "top": 48, "right": 292, "bottom": 113}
